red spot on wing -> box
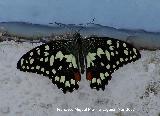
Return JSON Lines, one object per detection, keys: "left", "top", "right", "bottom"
{"left": 74, "top": 71, "right": 81, "bottom": 81}
{"left": 86, "top": 71, "right": 93, "bottom": 81}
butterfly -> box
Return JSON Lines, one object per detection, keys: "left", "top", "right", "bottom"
{"left": 17, "top": 33, "right": 141, "bottom": 93}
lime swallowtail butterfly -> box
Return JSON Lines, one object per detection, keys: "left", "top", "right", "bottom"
{"left": 17, "top": 33, "right": 141, "bottom": 93}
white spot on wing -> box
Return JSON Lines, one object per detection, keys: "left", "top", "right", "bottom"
{"left": 60, "top": 76, "right": 65, "bottom": 83}
{"left": 59, "top": 66, "right": 62, "bottom": 70}
{"left": 45, "top": 57, "right": 48, "bottom": 62}
{"left": 87, "top": 52, "right": 96, "bottom": 68}
{"left": 55, "top": 51, "right": 64, "bottom": 61}
{"left": 71, "top": 79, "right": 75, "bottom": 85}
{"left": 26, "top": 66, "right": 29, "bottom": 69}
{"left": 52, "top": 69, "right": 56, "bottom": 74}
{"left": 65, "top": 81, "right": 70, "bottom": 87}
{"left": 21, "top": 58, "right": 24, "bottom": 66}
{"left": 31, "top": 67, "right": 34, "bottom": 69}
{"left": 92, "top": 78, "right": 96, "bottom": 83}
{"left": 120, "top": 58, "right": 124, "bottom": 62}
{"left": 124, "top": 50, "right": 128, "bottom": 55}
{"left": 133, "top": 55, "right": 136, "bottom": 58}
{"left": 37, "top": 49, "right": 40, "bottom": 55}
{"left": 30, "top": 52, "right": 33, "bottom": 56}
{"left": 133, "top": 48, "right": 137, "bottom": 55}
{"left": 46, "top": 71, "right": 49, "bottom": 75}
{"left": 100, "top": 73, "right": 105, "bottom": 80}
{"left": 69, "top": 63, "right": 72, "bottom": 67}
{"left": 109, "top": 46, "right": 114, "bottom": 50}
{"left": 101, "top": 62, "right": 104, "bottom": 66}
{"left": 40, "top": 58, "right": 43, "bottom": 61}
{"left": 41, "top": 68, "right": 44, "bottom": 72}
{"left": 30, "top": 59, "right": 34, "bottom": 64}
{"left": 65, "top": 54, "right": 73, "bottom": 62}
{"left": 116, "top": 61, "right": 119, "bottom": 65}
{"left": 64, "top": 54, "right": 77, "bottom": 68}
{"left": 107, "top": 40, "right": 112, "bottom": 45}
{"left": 123, "top": 43, "right": 126, "bottom": 47}
{"left": 45, "top": 45, "right": 49, "bottom": 50}
{"left": 117, "top": 41, "right": 119, "bottom": 48}
{"left": 105, "top": 72, "right": 109, "bottom": 77}
{"left": 44, "top": 52, "right": 49, "bottom": 56}
{"left": 71, "top": 56, "right": 77, "bottom": 68}
{"left": 36, "top": 66, "right": 40, "bottom": 69}
{"left": 105, "top": 50, "right": 110, "bottom": 60}
{"left": 106, "top": 64, "right": 110, "bottom": 69}
{"left": 97, "top": 79, "right": 101, "bottom": 85}
{"left": 125, "top": 58, "right": 128, "bottom": 61}
{"left": 111, "top": 52, "right": 114, "bottom": 56}
{"left": 26, "top": 60, "right": 28, "bottom": 64}
{"left": 50, "top": 55, "right": 54, "bottom": 66}
{"left": 55, "top": 76, "right": 59, "bottom": 81}
{"left": 97, "top": 48, "right": 105, "bottom": 57}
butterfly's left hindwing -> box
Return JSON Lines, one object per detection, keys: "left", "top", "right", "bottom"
{"left": 17, "top": 40, "right": 81, "bottom": 93}
{"left": 83, "top": 37, "right": 141, "bottom": 90}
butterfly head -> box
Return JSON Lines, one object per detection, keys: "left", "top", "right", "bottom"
{"left": 72, "top": 32, "right": 83, "bottom": 45}
{"left": 73, "top": 32, "right": 81, "bottom": 38}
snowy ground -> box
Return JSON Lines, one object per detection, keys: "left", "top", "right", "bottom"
{"left": 0, "top": 41, "right": 160, "bottom": 116}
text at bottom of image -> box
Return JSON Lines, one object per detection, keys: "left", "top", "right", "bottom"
{"left": 57, "top": 107, "right": 135, "bottom": 112}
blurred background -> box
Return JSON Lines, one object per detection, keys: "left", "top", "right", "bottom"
{"left": 1, "top": 0, "right": 160, "bottom": 49}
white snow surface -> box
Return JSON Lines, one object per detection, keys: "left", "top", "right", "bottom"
{"left": 0, "top": 0, "right": 160, "bottom": 32}
{"left": 0, "top": 41, "right": 160, "bottom": 116}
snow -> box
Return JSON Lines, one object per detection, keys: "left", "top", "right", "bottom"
{"left": 0, "top": 0, "right": 160, "bottom": 32}
{"left": 0, "top": 41, "right": 160, "bottom": 116}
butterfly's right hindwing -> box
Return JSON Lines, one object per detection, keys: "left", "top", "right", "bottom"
{"left": 17, "top": 40, "right": 81, "bottom": 93}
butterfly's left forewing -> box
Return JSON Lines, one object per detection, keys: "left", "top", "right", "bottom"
{"left": 17, "top": 40, "right": 81, "bottom": 93}
{"left": 83, "top": 37, "right": 141, "bottom": 90}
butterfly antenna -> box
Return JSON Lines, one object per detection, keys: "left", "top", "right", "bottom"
{"left": 54, "top": 22, "right": 75, "bottom": 32}
{"left": 77, "top": 18, "right": 96, "bottom": 33}
{"left": 55, "top": 18, "right": 96, "bottom": 33}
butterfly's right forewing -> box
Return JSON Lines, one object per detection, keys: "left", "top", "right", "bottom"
{"left": 17, "top": 40, "right": 81, "bottom": 93}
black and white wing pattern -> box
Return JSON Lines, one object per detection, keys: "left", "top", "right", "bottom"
{"left": 17, "top": 33, "right": 141, "bottom": 93}
{"left": 83, "top": 37, "right": 141, "bottom": 90}
{"left": 17, "top": 40, "right": 81, "bottom": 93}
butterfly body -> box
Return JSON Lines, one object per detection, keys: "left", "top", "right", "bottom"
{"left": 17, "top": 33, "right": 141, "bottom": 93}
